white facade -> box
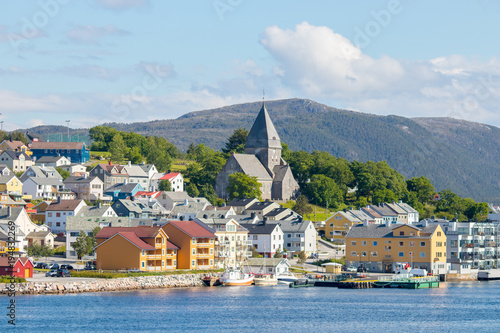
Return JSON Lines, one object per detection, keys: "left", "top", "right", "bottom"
{"left": 282, "top": 220, "right": 317, "bottom": 255}
{"left": 22, "top": 178, "right": 67, "bottom": 200}
{"left": 45, "top": 201, "right": 87, "bottom": 234}
{"left": 247, "top": 225, "right": 284, "bottom": 257}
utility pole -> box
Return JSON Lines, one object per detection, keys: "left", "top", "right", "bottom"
{"left": 0, "top": 121, "right": 3, "bottom": 131}
{"left": 66, "top": 120, "right": 70, "bottom": 142}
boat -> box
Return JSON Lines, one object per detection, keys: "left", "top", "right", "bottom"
{"left": 372, "top": 273, "right": 439, "bottom": 289}
{"left": 253, "top": 273, "right": 278, "bottom": 286}
{"left": 220, "top": 268, "right": 254, "bottom": 286}
{"left": 276, "top": 271, "right": 298, "bottom": 284}
{"left": 289, "top": 278, "right": 317, "bottom": 288}
{"left": 478, "top": 269, "right": 500, "bottom": 281}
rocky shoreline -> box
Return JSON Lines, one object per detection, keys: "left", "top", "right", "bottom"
{"left": 0, "top": 273, "right": 219, "bottom": 295}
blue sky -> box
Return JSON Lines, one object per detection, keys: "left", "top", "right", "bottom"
{"left": 1, "top": 0, "right": 500, "bottom": 130}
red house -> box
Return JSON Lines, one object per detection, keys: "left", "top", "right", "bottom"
{"left": 0, "top": 257, "right": 34, "bottom": 278}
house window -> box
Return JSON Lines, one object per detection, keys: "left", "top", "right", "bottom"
{"left": 361, "top": 251, "right": 367, "bottom": 257}
{"left": 398, "top": 252, "right": 404, "bottom": 257}
{"left": 70, "top": 232, "right": 78, "bottom": 237}
{"left": 192, "top": 238, "right": 195, "bottom": 244}
{"left": 384, "top": 246, "right": 391, "bottom": 251}
{"left": 420, "top": 242, "right": 426, "bottom": 247}
{"left": 162, "top": 249, "right": 165, "bottom": 255}
{"left": 142, "top": 250, "right": 145, "bottom": 256}
{"left": 191, "top": 260, "right": 195, "bottom": 267}
{"left": 56, "top": 213, "right": 61, "bottom": 217}
{"left": 162, "top": 238, "right": 165, "bottom": 244}
{"left": 372, "top": 251, "right": 378, "bottom": 257}
{"left": 162, "top": 261, "right": 165, "bottom": 267}
{"left": 210, "top": 248, "right": 213, "bottom": 254}
{"left": 351, "top": 241, "right": 357, "bottom": 246}
{"left": 47, "top": 213, "right": 52, "bottom": 217}
{"left": 329, "top": 223, "right": 333, "bottom": 227}
{"left": 141, "top": 261, "right": 145, "bottom": 268}
{"left": 399, "top": 241, "right": 404, "bottom": 247}
{"left": 399, "top": 231, "right": 404, "bottom": 236}
{"left": 361, "top": 241, "right": 367, "bottom": 246}
{"left": 56, "top": 223, "right": 60, "bottom": 227}
{"left": 210, "top": 259, "right": 213, "bottom": 266}
{"left": 372, "top": 241, "right": 378, "bottom": 246}
{"left": 351, "top": 251, "right": 356, "bottom": 256}
{"left": 420, "top": 252, "right": 426, "bottom": 258}
{"left": 192, "top": 249, "right": 195, "bottom": 255}
{"left": 437, "top": 232, "right": 442, "bottom": 236}
{"left": 436, "top": 242, "right": 443, "bottom": 247}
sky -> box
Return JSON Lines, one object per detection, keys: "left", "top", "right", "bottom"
{"left": 1, "top": 0, "right": 500, "bottom": 131}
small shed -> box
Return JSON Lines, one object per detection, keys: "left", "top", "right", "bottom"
{"left": 321, "top": 262, "right": 342, "bottom": 274}
{"left": 0, "top": 257, "right": 34, "bottom": 278}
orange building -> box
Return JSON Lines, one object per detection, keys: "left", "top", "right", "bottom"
{"left": 95, "top": 226, "right": 178, "bottom": 271}
{"left": 162, "top": 220, "right": 216, "bottom": 270}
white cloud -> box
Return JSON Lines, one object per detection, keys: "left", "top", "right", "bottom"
{"left": 66, "top": 25, "right": 130, "bottom": 45}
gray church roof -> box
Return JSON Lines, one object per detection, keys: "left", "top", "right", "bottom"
{"left": 245, "top": 103, "right": 281, "bottom": 149}
{"left": 232, "top": 154, "right": 272, "bottom": 180}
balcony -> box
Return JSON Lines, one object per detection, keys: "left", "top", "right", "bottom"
{"left": 155, "top": 243, "right": 162, "bottom": 249}
{"left": 196, "top": 253, "right": 212, "bottom": 258}
{"left": 146, "top": 254, "right": 162, "bottom": 259}
{"left": 197, "top": 242, "right": 212, "bottom": 247}
{"left": 146, "top": 266, "right": 163, "bottom": 271}
{"left": 289, "top": 237, "right": 304, "bottom": 242}
{"left": 238, "top": 251, "right": 251, "bottom": 257}
{"left": 217, "top": 252, "right": 228, "bottom": 258}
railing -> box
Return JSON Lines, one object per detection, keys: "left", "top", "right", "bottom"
{"left": 155, "top": 243, "right": 162, "bottom": 248}
{"left": 289, "top": 237, "right": 304, "bottom": 242}
{"left": 146, "top": 266, "right": 162, "bottom": 271}
{"left": 197, "top": 243, "right": 211, "bottom": 247}
{"left": 196, "top": 253, "right": 211, "bottom": 258}
{"left": 378, "top": 275, "right": 439, "bottom": 283}
{"left": 146, "top": 255, "right": 161, "bottom": 259}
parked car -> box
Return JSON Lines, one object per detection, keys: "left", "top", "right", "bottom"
{"left": 60, "top": 264, "right": 74, "bottom": 270}
{"left": 357, "top": 266, "right": 367, "bottom": 273}
{"left": 57, "top": 269, "right": 71, "bottom": 277}
{"left": 35, "top": 262, "right": 48, "bottom": 269}
{"left": 345, "top": 266, "right": 357, "bottom": 272}
{"left": 48, "top": 263, "right": 60, "bottom": 270}
{"left": 84, "top": 261, "right": 96, "bottom": 270}
{"left": 45, "top": 269, "right": 58, "bottom": 277}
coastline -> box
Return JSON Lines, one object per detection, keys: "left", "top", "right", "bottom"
{"left": 0, "top": 273, "right": 219, "bottom": 295}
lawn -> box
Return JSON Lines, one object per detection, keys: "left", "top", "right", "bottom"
{"left": 282, "top": 201, "right": 335, "bottom": 222}
{"left": 170, "top": 159, "right": 193, "bottom": 172}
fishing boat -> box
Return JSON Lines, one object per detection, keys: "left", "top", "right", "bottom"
{"left": 220, "top": 268, "right": 254, "bottom": 286}
{"left": 276, "top": 271, "right": 298, "bottom": 284}
{"left": 253, "top": 273, "right": 278, "bottom": 286}
{"left": 372, "top": 273, "right": 439, "bottom": 289}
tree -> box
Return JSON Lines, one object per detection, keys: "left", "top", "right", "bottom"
{"left": 199, "top": 183, "right": 224, "bottom": 206}
{"left": 407, "top": 176, "right": 435, "bottom": 203}
{"left": 222, "top": 128, "right": 248, "bottom": 155}
{"left": 109, "top": 133, "right": 127, "bottom": 162}
{"left": 293, "top": 195, "right": 313, "bottom": 216}
{"left": 159, "top": 179, "right": 172, "bottom": 191}
{"left": 26, "top": 243, "right": 52, "bottom": 258}
{"left": 372, "top": 189, "right": 397, "bottom": 205}
{"left": 304, "top": 174, "right": 343, "bottom": 208}
{"left": 227, "top": 173, "right": 262, "bottom": 200}
{"left": 298, "top": 251, "right": 307, "bottom": 264}
{"left": 250, "top": 246, "right": 262, "bottom": 258}
{"left": 186, "top": 182, "right": 199, "bottom": 197}
{"left": 73, "top": 230, "right": 94, "bottom": 260}
{"left": 56, "top": 167, "right": 70, "bottom": 180}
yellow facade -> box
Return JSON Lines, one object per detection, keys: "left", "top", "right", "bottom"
{"left": 0, "top": 176, "right": 22, "bottom": 195}
{"left": 96, "top": 229, "right": 174, "bottom": 271}
{"left": 324, "top": 212, "right": 359, "bottom": 243}
{"left": 346, "top": 224, "right": 447, "bottom": 274}
{"left": 162, "top": 223, "right": 215, "bottom": 270}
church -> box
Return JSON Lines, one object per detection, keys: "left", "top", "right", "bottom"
{"left": 215, "top": 102, "right": 300, "bottom": 201}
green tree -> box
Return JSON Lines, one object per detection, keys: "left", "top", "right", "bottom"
{"left": 227, "top": 173, "right": 262, "bottom": 200}
{"left": 186, "top": 182, "right": 200, "bottom": 197}
{"left": 199, "top": 183, "right": 224, "bottom": 206}
{"left": 73, "top": 230, "right": 94, "bottom": 260}
{"left": 304, "top": 174, "right": 343, "bottom": 208}
{"left": 159, "top": 179, "right": 172, "bottom": 191}
{"left": 222, "top": 128, "right": 248, "bottom": 155}
{"left": 407, "top": 176, "right": 435, "bottom": 203}
{"left": 27, "top": 243, "right": 53, "bottom": 258}
{"left": 298, "top": 251, "right": 307, "bottom": 264}
{"left": 109, "top": 133, "right": 128, "bottom": 162}
{"left": 372, "top": 189, "right": 397, "bottom": 205}
{"left": 293, "top": 195, "right": 313, "bottom": 216}
{"left": 56, "top": 167, "right": 71, "bottom": 180}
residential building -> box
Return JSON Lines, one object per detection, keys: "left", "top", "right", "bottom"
{"left": 349, "top": 209, "right": 376, "bottom": 224}
{"left": 89, "top": 163, "right": 129, "bottom": 189}
{"left": 123, "top": 161, "right": 150, "bottom": 190}
{"left": 324, "top": 211, "right": 361, "bottom": 243}
{"left": 246, "top": 200, "right": 281, "bottom": 219}
{"left": 397, "top": 201, "right": 420, "bottom": 223}
{"left": 104, "top": 182, "right": 143, "bottom": 201}
{"left": 0, "top": 174, "right": 22, "bottom": 194}
{"left": 0, "top": 140, "right": 30, "bottom": 155}
{"left": 112, "top": 199, "right": 150, "bottom": 219}
{"left": 22, "top": 177, "right": 74, "bottom": 200}
{"left": 95, "top": 226, "right": 175, "bottom": 271}
{"left": 59, "top": 163, "right": 87, "bottom": 175}
{"left": 19, "top": 165, "right": 62, "bottom": 182}
{"left": 0, "top": 257, "right": 33, "bottom": 278}
{"left": 280, "top": 218, "right": 317, "bottom": 255}
{"left": 30, "top": 141, "right": 90, "bottom": 163}
{"left": 65, "top": 216, "right": 129, "bottom": 259}
{"left": 264, "top": 208, "right": 298, "bottom": 221}
{"left": 241, "top": 221, "right": 284, "bottom": 257}
{"left": 216, "top": 102, "right": 300, "bottom": 201}
{"left": 156, "top": 191, "right": 192, "bottom": 213}
{"left": 45, "top": 199, "right": 87, "bottom": 234}
{"left": 154, "top": 172, "right": 184, "bottom": 192}
{"left": 34, "top": 155, "right": 71, "bottom": 168}
{"left": 246, "top": 257, "right": 291, "bottom": 276}
{"left": 345, "top": 222, "right": 448, "bottom": 274}
{"left": 0, "top": 207, "right": 52, "bottom": 249}
{"left": 197, "top": 206, "right": 236, "bottom": 220}
{"left": 369, "top": 204, "right": 399, "bottom": 224}
{"left": 139, "top": 164, "right": 158, "bottom": 185}
{"left": 162, "top": 220, "right": 216, "bottom": 269}
{"left": 361, "top": 206, "right": 384, "bottom": 224}
{"left": 170, "top": 198, "right": 210, "bottom": 221}
{"left": 226, "top": 198, "right": 260, "bottom": 215}
{"left": 386, "top": 202, "right": 409, "bottom": 224}
{"left": 64, "top": 175, "right": 106, "bottom": 201}
{"left": 0, "top": 151, "right": 33, "bottom": 173}
{"left": 0, "top": 164, "right": 11, "bottom": 176}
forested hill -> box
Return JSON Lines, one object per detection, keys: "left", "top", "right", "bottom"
{"left": 22, "top": 98, "right": 500, "bottom": 202}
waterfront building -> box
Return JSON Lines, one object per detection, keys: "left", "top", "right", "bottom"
{"left": 95, "top": 226, "right": 175, "bottom": 271}
{"left": 0, "top": 257, "right": 33, "bottom": 278}
{"left": 45, "top": 199, "right": 86, "bottom": 234}
{"left": 241, "top": 221, "right": 284, "bottom": 257}
{"left": 324, "top": 211, "right": 361, "bottom": 244}
{"left": 162, "top": 220, "right": 216, "bottom": 270}
{"left": 345, "top": 222, "right": 448, "bottom": 274}
{"left": 246, "top": 257, "right": 291, "bottom": 276}
{"left": 280, "top": 218, "right": 317, "bottom": 256}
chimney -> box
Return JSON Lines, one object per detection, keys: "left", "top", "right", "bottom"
{"left": 123, "top": 179, "right": 127, "bottom": 185}
{"left": 263, "top": 217, "right": 267, "bottom": 225}
{"left": 57, "top": 196, "right": 61, "bottom": 204}
{"left": 203, "top": 214, "right": 207, "bottom": 219}
{"left": 108, "top": 160, "right": 112, "bottom": 165}
{"left": 83, "top": 173, "right": 88, "bottom": 179}
{"left": 7, "top": 206, "right": 11, "bottom": 217}
{"left": 251, "top": 212, "right": 256, "bottom": 219}
{"left": 184, "top": 199, "right": 189, "bottom": 206}
{"left": 363, "top": 219, "right": 368, "bottom": 226}
{"left": 431, "top": 215, "right": 435, "bottom": 220}
{"left": 222, "top": 202, "right": 226, "bottom": 207}
{"left": 97, "top": 202, "right": 102, "bottom": 209}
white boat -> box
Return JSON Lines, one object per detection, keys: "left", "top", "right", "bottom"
{"left": 220, "top": 268, "right": 254, "bottom": 286}
{"left": 254, "top": 273, "right": 278, "bottom": 286}
{"left": 276, "top": 271, "right": 298, "bottom": 284}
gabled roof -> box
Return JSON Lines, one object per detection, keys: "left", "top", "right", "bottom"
{"left": 31, "top": 142, "right": 85, "bottom": 150}
{"left": 369, "top": 204, "right": 398, "bottom": 217}
{"left": 160, "top": 172, "right": 180, "bottom": 180}
{"left": 66, "top": 216, "right": 128, "bottom": 231}
{"left": 278, "top": 219, "right": 313, "bottom": 233}
{"left": 227, "top": 198, "right": 260, "bottom": 207}
{"left": 165, "top": 220, "right": 215, "bottom": 238}
{"left": 0, "top": 257, "right": 32, "bottom": 267}
{"left": 346, "top": 223, "right": 439, "bottom": 239}
{"left": 75, "top": 205, "right": 114, "bottom": 217}
{"left": 96, "top": 226, "right": 163, "bottom": 239}
{"left": 36, "top": 156, "right": 69, "bottom": 163}
{"left": 47, "top": 199, "right": 85, "bottom": 211}
{"left": 396, "top": 202, "right": 419, "bottom": 214}
{"left": 230, "top": 154, "right": 273, "bottom": 180}
{"left": 247, "top": 201, "right": 279, "bottom": 211}
{"left": 167, "top": 241, "right": 179, "bottom": 250}
{"left": 64, "top": 175, "right": 100, "bottom": 184}
{"left": 97, "top": 163, "right": 127, "bottom": 175}
{"left": 0, "top": 174, "right": 17, "bottom": 184}
{"left": 104, "top": 182, "right": 141, "bottom": 193}
{"left": 240, "top": 222, "right": 280, "bottom": 235}
{"left": 348, "top": 209, "right": 373, "bottom": 222}
{"left": 113, "top": 199, "right": 143, "bottom": 214}
{"left": 0, "top": 150, "right": 31, "bottom": 160}
{"left": 386, "top": 203, "right": 407, "bottom": 215}
{"left": 24, "top": 177, "right": 63, "bottom": 186}
{"left": 123, "top": 164, "right": 148, "bottom": 177}
{"left": 1, "top": 140, "right": 26, "bottom": 150}
{"left": 245, "top": 103, "right": 281, "bottom": 149}
{"left": 135, "top": 191, "right": 161, "bottom": 199}
{"left": 361, "top": 206, "right": 382, "bottom": 219}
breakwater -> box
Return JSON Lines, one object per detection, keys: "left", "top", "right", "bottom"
{"left": 0, "top": 273, "right": 219, "bottom": 295}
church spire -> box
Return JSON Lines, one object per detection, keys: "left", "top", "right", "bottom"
{"left": 245, "top": 101, "right": 281, "bottom": 150}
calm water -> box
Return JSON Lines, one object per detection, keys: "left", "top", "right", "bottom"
{"left": 3, "top": 281, "right": 500, "bottom": 332}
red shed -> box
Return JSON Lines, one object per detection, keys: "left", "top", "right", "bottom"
{"left": 0, "top": 257, "right": 34, "bottom": 278}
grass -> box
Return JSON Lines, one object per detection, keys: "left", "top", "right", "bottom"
{"left": 52, "top": 246, "right": 66, "bottom": 256}
{"left": 170, "top": 159, "right": 193, "bottom": 172}
{"left": 290, "top": 266, "right": 309, "bottom": 274}
{"left": 282, "top": 201, "right": 334, "bottom": 221}
{"left": 71, "top": 268, "right": 224, "bottom": 279}
{"left": 90, "top": 151, "right": 111, "bottom": 157}
{"left": 0, "top": 276, "right": 26, "bottom": 283}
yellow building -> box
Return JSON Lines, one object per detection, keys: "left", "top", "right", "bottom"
{"left": 0, "top": 175, "right": 22, "bottom": 195}
{"left": 95, "top": 226, "right": 177, "bottom": 271}
{"left": 0, "top": 140, "right": 31, "bottom": 155}
{"left": 346, "top": 223, "right": 448, "bottom": 274}
{"left": 162, "top": 220, "right": 216, "bottom": 270}
{"left": 324, "top": 211, "right": 361, "bottom": 244}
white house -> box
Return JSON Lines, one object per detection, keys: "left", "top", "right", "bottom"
{"left": 280, "top": 218, "right": 317, "bottom": 255}
{"left": 63, "top": 175, "right": 106, "bottom": 201}
{"left": 20, "top": 165, "right": 62, "bottom": 182}
{"left": 34, "top": 156, "right": 71, "bottom": 168}
{"left": 22, "top": 177, "right": 74, "bottom": 200}
{"left": 153, "top": 172, "right": 184, "bottom": 192}
{"left": 0, "top": 151, "right": 33, "bottom": 173}
{"left": 0, "top": 207, "right": 53, "bottom": 250}
{"left": 45, "top": 199, "right": 87, "bottom": 234}
{"left": 246, "top": 257, "right": 291, "bottom": 276}
{"left": 241, "top": 221, "right": 284, "bottom": 257}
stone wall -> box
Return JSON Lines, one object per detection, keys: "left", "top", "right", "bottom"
{"left": 445, "top": 273, "right": 478, "bottom": 282}
{"left": 0, "top": 273, "right": 219, "bottom": 295}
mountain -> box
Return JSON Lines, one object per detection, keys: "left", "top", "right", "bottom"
{"left": 20, "top": 98, "right": 500, "bottom": 202}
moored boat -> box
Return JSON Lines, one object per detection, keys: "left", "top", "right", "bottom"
{"left": 253, "top": 273, "right": 278, "bottom": 286}
{"left": 220, "top": 268, "right": 254, "bottom": 286}
{"left": 276, "top": 271, "right": 298, "bottom": 284}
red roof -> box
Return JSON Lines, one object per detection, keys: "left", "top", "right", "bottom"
{"left": 167, "top": 241, "right": 179, "bottom": 250}
{"left": 160, "top": 173, "right": 180, "bottom": 180}
{"left": 0, "top": 257, "right": 32, "bottom": 267}
{"left": 114, "top": 232, "right": 156, "bottom": 250}
{"left": 31, "top": 142, "right": 85, "bottom": 150}
{"left": 165, "top": 220, "right": 215, "bottom": 238}
{"left": 96, "top": 226, "right": 162, "bottom": 239}
{"left": 135, "top": 191, "right": 161, "bottom": 199}
{"left": 46, "top": 199, "right": 84, "bottom": 211}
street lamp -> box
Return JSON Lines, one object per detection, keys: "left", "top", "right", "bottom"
{"left": 65, "top": 120, "right": 70, "bottom": 142}
{"left": 0, "top": 121, "right": 3, "bottom": 131}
